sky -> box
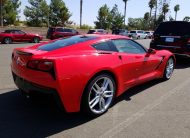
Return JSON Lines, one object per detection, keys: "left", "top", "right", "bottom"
{"left": 20, "top": 0, "right": 190, "bottom": 26}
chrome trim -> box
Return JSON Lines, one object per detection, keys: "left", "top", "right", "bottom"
{"left": 157, "top": 45, "right": 181, "bottom": 48}
{"left": 174, "top": 53, "right": 190, "bottom": 57}
{"left": 160, "top": 36, "right": 181, "bottom": 38}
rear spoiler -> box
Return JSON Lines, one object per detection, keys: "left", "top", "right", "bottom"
{"left": 16, "top": 50, "right": 33, "bottom": 56}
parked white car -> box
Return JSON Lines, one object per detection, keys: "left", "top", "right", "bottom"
{"left": 130, "top": 30, "right": 147, "bottom": 39}
{"left": 145, "top": 31, "right": 154, "bottom": 39}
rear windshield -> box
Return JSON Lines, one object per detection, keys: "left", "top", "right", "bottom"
{"left": 87, "top": 30, "right": 95, "bottom": 34}
{"left": 38, "top": 36, "right": 97, "bottom": 51}
{"left": 155, "top": 22, "right": 190, "bottom": 36}
{"left": 130, "top": 31, "right": 136, "bottom": 33}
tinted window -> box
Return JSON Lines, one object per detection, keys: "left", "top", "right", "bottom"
{"left": 38, "top": 36, "right": 97, "bottom": 51}
{"left": 87, "top": 30, "right": 95, "bottom": 34}
{"left": 130, "top": 31, "right": 136, "bottom": 33}
{"left": 55, "top": 28, "right": 64, "bottom": 32}
{"left": 4, "top": 30, "right": 13, "bottom": 33}
{"left": 155, "top": 22, "right": 190, "bottom": 36}
{"left": 112, "top": 39, "right": 146, "bottom": 54}
{"left": 63, "top": 29, "right": 72, "bottom": 32}
{"left": 92, "top": 41, "right": 112, "bottom": 51}
{"left": 137, "top": 31, "right": 143, "bottom": 33}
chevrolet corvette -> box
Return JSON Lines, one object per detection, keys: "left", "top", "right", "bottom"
{"left": 11, "top": 35, "right": 175, "bottom": 116}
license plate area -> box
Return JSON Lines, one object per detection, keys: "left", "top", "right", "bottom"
{"left": 165, "top": 37, "right": 174, "bottom": 42}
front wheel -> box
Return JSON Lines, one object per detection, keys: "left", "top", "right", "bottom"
{"left": 163, "top": 57, "right": 174, "bottom": 80}
{"left": 33, "top": 37, "right": 40, "bottom": 43}
{"left": 82, "top": 74, "right": 116, "bottom": 116}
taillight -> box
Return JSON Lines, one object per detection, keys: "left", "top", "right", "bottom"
{"left": 38, "top": 61, "right": 53, "bottom": 71}
{"left": 27, "top": 60, "right": 53, "bottom": 72}
{"left": 187, "top": 38, "right": 190, "bottom": 44}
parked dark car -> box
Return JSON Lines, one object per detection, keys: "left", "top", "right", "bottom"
{"left": 112, "top": 29, "right": 130, "bottom": 37}
{"left": 46, "top": 27, "right": 79, "bottom": 40}
{"left": 150, "top": 21, "right": 190, "bottom": 57}
{"left": 0, "top": 29, "right": 43, "bottom": 44}
{"left": 87, "top": 29, "right": 107, "bottom": 34}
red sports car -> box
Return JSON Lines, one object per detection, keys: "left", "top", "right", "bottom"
{"left": 0, "top": 29, "right": 43, "bottom": 44}
{"left": 11, "top": 35, "right": 175, "bottom": 116}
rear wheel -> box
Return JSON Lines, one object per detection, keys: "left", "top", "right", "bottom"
{"left": 163, "top": 57, "right": 174, "bottom": 80}
{"left": 82, "top": 74, "right": 116, "bottom": 116}
{"left": 3, "top": 37, "right": 12, "bottom": 44}
{"left": 33, "top": 37, "right": 40, "bottom": 43}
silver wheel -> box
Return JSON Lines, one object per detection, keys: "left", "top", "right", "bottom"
{"left": 88, "top": 76, "right": 114, "bottom": 114}
{"left": 165, "top": 58, "right": 174, "bottom": 79}
{"left": 33, "top": 37, "right": 39, "bottom": 43}
{"left": 4, "top": 37, "right": 12, "bottom": 44}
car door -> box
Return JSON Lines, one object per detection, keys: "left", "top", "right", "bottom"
{"left": 13, "top": 30, "right": 26, "bottom": 41}
{"left": 111, "top": 39, "right": 162, "bottom": 85}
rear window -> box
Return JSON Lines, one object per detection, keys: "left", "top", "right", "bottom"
{"left": 155, "top": 22, "right": 190, "bottom": 36}
{"left": 130, "top": 31, "right": 136, "bottom": 33}
{"left": 38, "top": 36, "right": 97, "bottom": 51}
{"left": 88, "top": 30, "right": 96, "bottom": 34}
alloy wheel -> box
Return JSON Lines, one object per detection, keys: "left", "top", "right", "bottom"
{"left": 88, "top": 76, "right": 114, "bottom": 114}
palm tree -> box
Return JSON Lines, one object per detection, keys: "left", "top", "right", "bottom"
{"left": 162, "top": 3, "right": 169, "bottom": 21}
{"left": 174, "top": 4, "right": 180, "bottom": 21}
{"left": 80, "top": 0, "right": 83, "bottom": 28}
{"left": 123, "top": 0, "right": 128, "bottom": 25}
{"left": 148, "top": 0, "right": 156, "bottom": 18}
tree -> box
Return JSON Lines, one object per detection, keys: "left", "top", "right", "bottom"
{"left": 183, "top": 16, "right": 190, "bottom": 22}
{"left": 80, "top": 0, "right": 83, "bottom": 28}
{"left": 123, "top": 0, "right": 128, "bottom": 25}
{"left": 162, "top": 3, "right": 169, "bottom": 21}
{"left": 94, "top": 4, "right": 110, "bottom": 29}
{"left": 174, "top": 4, "right": 180, "bottom": 21}
{"left": 49, "top": 0, "right": 71, "bottom": 26}
{"left": 143, "top": 12, "right": 150, "bottom": 30}
{"left": 148, "top": 0, "right": 156, "bottom": 18}
{"left": 0, "top": 0, "right": 21, "bottom": 26}
{"left": 24, "top": 0, "right": 49, "bottom": 27}
{"left": 128, "top": 17, "right": 144, "bottom": 30}
{"left": 110, "top": 4, "right": 125, "bottom": 30}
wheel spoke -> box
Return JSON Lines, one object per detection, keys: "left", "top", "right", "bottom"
{"left": 90, "top": 96, "right": 99, "bottom": 109}
{"left": 99, "top": 97, "right": 106, "bottom": 110}
{"left": 92, "top": 83, "right": 101, "bottom": 94}
{"left": 103, "top": 91, "right": 113, "bottom": 98}
{"left": 102, "top": 78, "right": 109, "bottom": 90}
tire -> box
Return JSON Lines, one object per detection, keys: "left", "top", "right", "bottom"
{"left": 163, "top": 57, "right": 174, "bottom": 80}
{"left": 33, "top": 37, "right": 40, "bottom": 43}
{"left": 137, "top": 36, "right": 140, "bottom": 39}
{"left": 3, "top": 37, "right": 12, "bottom": 44}
{"left": 82, "top": 74, "right": 116, "bottom": 116}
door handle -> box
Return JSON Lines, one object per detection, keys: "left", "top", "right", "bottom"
{"left": 118, "top": 55, "right": 122, "bottom": 60}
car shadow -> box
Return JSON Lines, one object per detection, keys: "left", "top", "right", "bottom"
{"left": 0, "top": 79, "right": 169, "bottom": 137}
{"left": 175, "top": 56, "right": 190, "bottom": 69}
{"left": 114, "top": 79, "right": 163, "bottom": 103}
{"left": 0, "top": 89, "right": 94, "bottom": 137}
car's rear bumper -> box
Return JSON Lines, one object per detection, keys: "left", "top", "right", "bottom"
{"left": 12, "top": 71, "right": 64, "bottom": 110}
{"left": 11, "top": 60, "right": 82, "bottom": 113}
{"left": 150, "top": 42, "right": 190, "bottom": 57}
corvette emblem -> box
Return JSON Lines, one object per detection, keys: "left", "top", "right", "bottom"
{"left": 16, "top": 57, "right": 26, "bottom": 66}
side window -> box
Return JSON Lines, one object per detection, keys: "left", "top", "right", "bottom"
{"left": 63, "top": 29, "right": 72, "bottom": 32}
{"left": 92, "top": 41, "right": 113, "bottom": 52}
{"left": 56, "top": 28, "right": 64, "bottom": 32}
{"left": 112, "top": 39, "right": 146, "bottom": 54}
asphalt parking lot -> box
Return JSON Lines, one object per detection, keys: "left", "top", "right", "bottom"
{"left": 0, "top": 39, "right": 190, "bottom": 138}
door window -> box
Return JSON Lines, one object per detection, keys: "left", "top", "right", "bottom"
{"left": 112, "top": 39, "right": 147, "bottom": 54}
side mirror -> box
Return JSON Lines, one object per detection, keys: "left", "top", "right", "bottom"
{"left": 147, "top": 48, "right": 156, "bottom": 54}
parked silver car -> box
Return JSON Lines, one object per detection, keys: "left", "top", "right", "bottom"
{"left": 130, "top": 30, "right": 147, "bottom": 39}
{"left": 145, "top": 31, "right": 154, "bottom": 39}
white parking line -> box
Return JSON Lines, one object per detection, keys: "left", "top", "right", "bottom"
{"left": 100, "top": 77, "right": 190, "bottom": 138}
